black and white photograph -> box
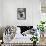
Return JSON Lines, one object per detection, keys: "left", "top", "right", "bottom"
{"left": 17, "top": 8, "right": 26, "bottom": 20}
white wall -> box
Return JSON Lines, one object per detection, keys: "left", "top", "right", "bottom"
{"left": 32, "top": 0, "right": 41, "bottom": 27}
{"left": 0, "top": 0, "right": 3, "bottom": 26}
{"left": 0, "top": 0, "right": 41, "bottom": 27}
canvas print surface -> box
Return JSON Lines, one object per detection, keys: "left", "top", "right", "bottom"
{"left": 17, "top": 8, "right": 26, "bottom": 20}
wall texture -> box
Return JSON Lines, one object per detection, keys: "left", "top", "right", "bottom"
{"left": 0, "top": 0, "right": 41, "bottom": 27}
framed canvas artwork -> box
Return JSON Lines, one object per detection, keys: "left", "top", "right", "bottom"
{"left": 17, "top": 8, "right": 26, "bottom": 20}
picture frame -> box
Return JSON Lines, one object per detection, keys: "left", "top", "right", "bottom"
{"left": 17, "top": 8, "right": 26, "bottom": 20}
